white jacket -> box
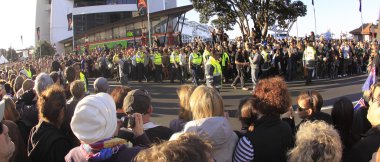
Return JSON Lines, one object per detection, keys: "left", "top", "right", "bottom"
{"left": 170, "top": 117, "right": 238, "bottom": 162}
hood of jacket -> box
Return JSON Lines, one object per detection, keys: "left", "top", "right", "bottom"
{"left": 183, "top": 117, "right": 236, "bottom": 149}
{"left": 28, "top": 121, "right": 67, "bottom": 160}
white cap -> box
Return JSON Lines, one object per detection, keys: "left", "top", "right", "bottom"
{"left": 70, "top": 93, "right": 117, "bottom": 144}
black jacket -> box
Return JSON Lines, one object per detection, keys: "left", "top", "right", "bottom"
{"left": 118, "top": 125, "right": 173, "bottom": 144}
{"left": 246, "top": 115, "right": 294, "bottom": 162}
{"left": 28, "top": 121, "right": 72, "bottom": 162}
{"left": 345, "top": 124, "right": 380, "bottom": 162}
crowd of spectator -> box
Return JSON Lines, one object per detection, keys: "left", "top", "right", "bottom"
{"left": 0, "top": 34, "right": 379, "bottom": 162}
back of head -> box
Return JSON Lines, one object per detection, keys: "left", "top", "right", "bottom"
{"left": 189, "top": 85, "right": 224, "bottom": 120}
{"left": 70, "top": 80, "right": 85, "bottom": 99}
{"left": 49, "top": 71, "right": 59, "bottom": 83}
{"left": 22, "top": 79, "right": 34, "bottom": 92}
{"left": 34, "top": 73, "right": 54, "bottom": 96}
{"left": 37, "top": 85, "right": 66, "bottom": 126}
{"left": 13, "top": 76, "right": 24, "bottom": 93}
{"left": 331, "top": 97, "right": 354, "bottom": 132}
{"left": 65, "top": 66, "right": 76, "bottom": 83}
{"left": 177, "top": 84, "right": 196, "bottom": 121}
{"left": 94, "top": 77, "right": 109, "bottom": 93}
{"left": 71, "top": 93, "right": 117, "bottom": 144}
{"left": 111, "top": 86, "right": 132, "bottom": 110}
{"left": 313, "top": 91, "right": 324, "bottom": 112}
{"left": 254, "top": 76, "right": 291, "bottom": 116}
{"left": 288, "top": 121, "right": 342, "bottom": 162}
{"left": 135, "top": 133, "right": 213, "bottom": 162}
{"left": 3, "top": 97, "right": 19, "bottom": 122}
{"left": 123, "top": 89, "right": 152, "bottom": 114}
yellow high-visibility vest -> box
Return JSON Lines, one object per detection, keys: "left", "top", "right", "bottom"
{"left": 153, "top": 52, "right": 162, "bottom": 65}
{"left": 136, "top": 52, "right": 145, "bottom": 63}
{"left": 191, "top": 52, "right": 202, "bottom": 65}
{"left": 79, "top": 72, "right": 88, "bottom": 92}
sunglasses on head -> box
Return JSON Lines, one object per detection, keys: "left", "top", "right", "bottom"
{"left": 297, "top": 105, "right": 310, "bottom": 112}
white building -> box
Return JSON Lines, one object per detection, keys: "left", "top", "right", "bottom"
{"left": 35, "top": 0, "right": 178, "bottom": 54}
{"left": 179, "top": 20, "right": 212, "bottom": 43}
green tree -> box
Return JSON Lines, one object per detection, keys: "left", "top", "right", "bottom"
{"left": 6, "top": 47, "right": 19, "bottom": 62}
{"left": 191, "top": 0, "right": 307, "bottom": 41}
{"left": 34, "top": 41, "right": 56, "bottom": 58}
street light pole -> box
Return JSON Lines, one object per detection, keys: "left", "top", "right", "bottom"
{"left": 147, "top": 0, "right": 152, "bottom": 48}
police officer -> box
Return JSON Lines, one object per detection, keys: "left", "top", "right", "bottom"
{"left": 249, "top": 45, "right": 262, "bottom": 90}
{"left": 303, "top": 42, "right": 317, "bottom": 85}
{"left": 189, "top": 48, "right": 202, "bottom": 86}
{"left": 135, "top": 47, "right": 145, "bottom": 83}
{"left": 151, "top": 48, "right": 163, "bottom": 82}
{"left": 169, "top": 48, "right": 182, "bottom": 83}
{"left": 218, "top": 45, "right": 230, "bottom": 83}
{"left": 260, "top": 45, "right": 271, "bottom": 78}
{"left": 205, "top": 50, "right": 222, "bottom": 91}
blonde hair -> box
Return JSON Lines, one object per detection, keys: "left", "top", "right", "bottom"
{"left": 177, "top": 84, "right": 196, "bottom": 121}
{"left": 288, "top": 121, "right": 342, "bottom": 162}
{"left": 190, "top": 85, "right": 224, "bottom": 120}
{"left": 134, "top": 133, "right": 213, "bottom": 162}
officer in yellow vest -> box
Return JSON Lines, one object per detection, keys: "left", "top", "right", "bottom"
{"left": 74, "top": 62, "right": 88, "bottom": 93}
{"left": 260, "top": 45, "right": 271, "bottom": 78}
{"left": 151, "top": 48, "right": 163, "bottom": 83}
{"left": 218, "top": 45, "right": 230, "bottom": 83}
{"left": 23, "top": 64, "right": 33, "bottom": 79}
{"left": 169, "top": 47, "right": 182, "bottom": 83}
{"left": 205, "top": 50, "right": 222, "bottom": 91}
{"left": 203, "top": 45, "right": 211, "bottom": 65}
{"left": 303, "top": 42, "right": 317, "bottom": 85}
{"left": 135, "top": 47, "right": 146, "bottom": 83}
{"left": 189, "top": 48, "right": 202, "bottom": 86}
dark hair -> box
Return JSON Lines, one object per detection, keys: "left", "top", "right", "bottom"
{"left": 50, "top": 72, "right": 59, "bottom": 83}
{"left": 37, "top": 85, "right": 66, "bottom": 125}
{"left": 111, "top": 86, "right": 131, "bottom": 109}
{"left": 65, "top": 66, "right": 76, "bottom": 83}
{"left": 4, "top": 83, "right": 13, "bottom": 95}
{"left": 331, "top": 97, "right": 355, "bottom": 150}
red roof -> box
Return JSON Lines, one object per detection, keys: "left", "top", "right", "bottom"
{"left": 350, "top": 23, "right": 378, "bottom": 35}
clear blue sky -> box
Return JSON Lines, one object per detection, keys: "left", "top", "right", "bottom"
{"left": 0, "top": 0, "right": 379, "bottom": 49}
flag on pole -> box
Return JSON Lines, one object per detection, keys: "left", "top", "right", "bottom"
{"left": 137, "top": 0, "right": 147, "bottom": 15}
{"left": 312, "top": 0, "right": 314, "bottom": 6}
{"left": 36, "top": 27, "right": 40, "bottom": 41}
{"left": 362, "top": 67, "right": 376, "bottom": 91}
{"left": 359, "top": 0, "right": 362, "bottom": 12}
{"left": 20, "top": 35, "right": 23, "bottom": 46}
{"left": 353, "top": 97, "right": 366, "bottom": 110}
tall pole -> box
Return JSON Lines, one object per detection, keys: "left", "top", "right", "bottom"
{"left": 147, "top": 0, "right": 152, "bottom": 48}
{"left": 40, "top": 40, "right": 42, "bottom": 59}
{"left": 313, "top": 4, "right": 317, "bottom": 34}
{"left": 296, "top": 18, "right": 299, "bottom": 38}
{"left": 361, "top": 12, "right": 364, "bottom": 38}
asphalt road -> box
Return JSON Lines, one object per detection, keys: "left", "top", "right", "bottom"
{"left": 88, "top": 74, "right": 367, "bottom": 130}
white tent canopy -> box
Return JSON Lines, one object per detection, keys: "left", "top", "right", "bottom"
{"left": 0, "top": 55, "right": 9, "bottom": 64}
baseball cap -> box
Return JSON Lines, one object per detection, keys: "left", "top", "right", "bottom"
{"left": 123, "top": 89, "right": 152, "bottom": 114}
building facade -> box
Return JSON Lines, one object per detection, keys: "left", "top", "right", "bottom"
{"left": 36, "top": 0, "right": 192, "bottom": 54}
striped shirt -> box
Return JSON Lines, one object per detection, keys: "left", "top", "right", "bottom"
{"left": 233, "top": 136, "right": 254, "bottom": 162}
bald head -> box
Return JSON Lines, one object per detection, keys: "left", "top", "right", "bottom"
{"left": 94, "top": 77, "right": 109, "bottom": 93}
